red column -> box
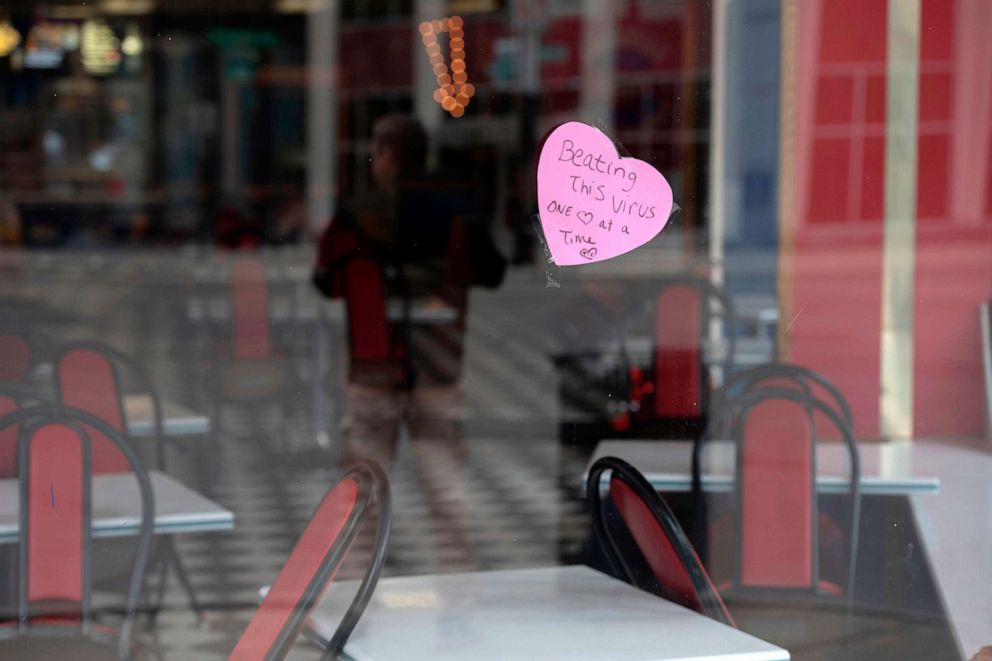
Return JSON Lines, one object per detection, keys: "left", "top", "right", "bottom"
{"left": 785, "top": 0, "right": 992, "bottom": 439}
{"left": 786, "top": 0, "right": 888, "bottom": 439}
{"left": 912, "top": 0, "right": 992, "bottom": 438}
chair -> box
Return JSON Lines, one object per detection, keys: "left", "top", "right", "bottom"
{"left": 211, "top": 256, "right": 297, "bottom": 436}
{"left": 229, "top": 461, "right": 391, "bottom": 660}
{"left": 0, "top": 333, "right": 32, "bottom": 384}
{"left": 0, "top": 385, "right": 26, "bottom": 477}
{"left": 0, "top": 383, "right": 52, "bottom": 477}
{"left": 0, "top": 324, "right": 53, "bottom": 384}
{"left": 708, "top": 363, "right": 853, "bottom": 434}
{"left": 0, "top": 393, "right": 15, "bottom": 477}
{"left": 613, "top": 275, "right": 737, "bottom": 439}
{"left": 54, "top": 342, "right": 165, "bottom": 473}
{"left": 692, "top": 364, "right": 854, "bottom": 565}
{"left": 231, "top": 256, "right": 275, "bottom": 362}
{"left": 554, "top": 274, "right": 737, "bottom": 446}
{"left": 587, "top": 456, "right": 734, "bottom": 626}
{"left": 53, "top": 342, "right": 198, "bottom": 616}
{"left": 694, "top": 387, "right": 861, "bottom": 600}
{"left": 0, "top": 405, "right": 154, "bottom": 660}
{"left": 0, "top": 384, "right": 51, "bottom": 624}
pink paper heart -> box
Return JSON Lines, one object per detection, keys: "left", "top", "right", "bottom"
{"left": 536, "top": 122, "right": 673, "bottom": 266}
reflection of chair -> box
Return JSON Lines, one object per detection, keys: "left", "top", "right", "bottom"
{"left": 587, "top": 456, "right": 734, "bottom": 626}
{"left": 0, "top": 333, "right": 31, "bottom": 384}
{"left": 231, "top": 256, "right": 274, "bottom": 362}
{"left": 216, "top": 257, "right": 290, "bottom": 400}
{"left": 695, "top": 388, "right": 861, "bottom": 600}
{"left": 211, "top": 257, "right": 297, "bottom": 444}
{"left": 0, "top": 385, "right": 52, "bottom": 477}
{"left": 229, "top": 461, "right": 391, "bottom": 660}
{"left": 0, "top": 406, "right": 153, "bottom": 660}
{"left": 0, "top": 394, "right": 14, "bottom": 478}
{"left": 708, "top": 363, "right": 853, "bottom": 435}
{"left": 694, "top": 365, "right": 854, "bottom": 566}
{"left": 53, "top": 342, "right": 199, "bottom": 617}
{"left": 0, "top": 386, "right": 26, "bottom": 477}
{"left": 555, "top": 274, "right": 737, "bottom": 446}
{"left": 615, "top": 275, "right": 737, "bottom": 439}
{"left": 0, "top": 325, "right": 53, "bottom": 384}
{"left": 55, "top": 343, "right": 163, "bottom": 472}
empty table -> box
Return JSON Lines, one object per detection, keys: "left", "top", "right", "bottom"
{"left": 306, "top": 566, "right": 789, "bottom": 660}
{"left": 587, "top": 439, "right": 940, "bottom": 495}
{"left": 123, "top": 394, "right": 211, "bottom": 437}
{"left": 909, "top": 438, "right": 992, "bottom": 659}
{"left": 0, "top": 470, "right": 233, "bottom": 542}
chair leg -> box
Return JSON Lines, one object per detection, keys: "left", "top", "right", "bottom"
{"left": 149, "top": 539, "right": 204, "bottom": 622}
{"left": 206, "top": 398, "right": 225, "bottom": 494}
{"left": 145, "top": 552, "right": 170, "bottom": 624}
{"left": 167, "top": 539, "right": 204, "bottom": 619}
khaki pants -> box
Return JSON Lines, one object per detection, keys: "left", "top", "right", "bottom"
{"left": 341, "top": 383, "right": 473, "bottom": 569}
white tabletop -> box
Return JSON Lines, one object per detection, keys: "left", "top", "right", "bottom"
{"left": 0, "top": 470, "right": 233, "bottom": 543}
{"left": 185, "top": 296, "right": 459, "bottom": 324}
{"left": 587, "top": 439, "right": 940, "bottom": 495}
{"left": 909, "top": 439, "right": 992, "bottom": 659}
{"left": 123, "top": 394, "right": 211, "bottom": 437}
{"left": 307, "top": 566, "right": 789, "bottom": 661}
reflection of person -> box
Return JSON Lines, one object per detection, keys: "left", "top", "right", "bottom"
{"left": 313, "top": 114, "right": 476, "bottom": 569}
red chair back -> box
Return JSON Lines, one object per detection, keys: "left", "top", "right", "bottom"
{"left": 55, "top": 349, "right": 130, "bottom": 473}
{"left": 588, "top": 456, "right": 734, "bottom": 627}
{"left": 1, "top": 405, "right": 153, "bottom": 657}
{"left": 22, "top": 422, "right": 90, "bottom": 620}
{"left": 231, "top": 257, "right": 273, "bottom": 360}
{"left": 0, "top": 394, "right": 17, "bottom": 477}
{"left": 230, "top": 462, "right": 391, "bottom": 661}
{"left": 700, "top": 387, "right": 862, "bottom": 599}
{"left": 610, "top": 477, "right": 706, "bottom": 613}
{"left": 711, "top": 363, "right": 854, "bottom": 444}
{"left": 653, "top": 285, "right": 703, "bottom": 417}
{"left": 739, "top": 398, "right": 815, "bottom": 588}
{"left": 0, "top": 334, "right": 31, "bottom": 383}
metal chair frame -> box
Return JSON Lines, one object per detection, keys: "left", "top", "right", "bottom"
{"left": 693, "top": 387, "right": 862, "bottom": 600}
{"left": 587, "top": 456, "right": 735, "bottom": 626}
{"left": 708, "top": 363, "right": 854, "bottom": 433}
{"left": 0, "top": 405, "right": 154, "bottom": 660}
{"left": 52, "top": 342, "right": 200, "bottom": 618}
{"left": 231, "top": 460, "right": 391, "bottom": 661}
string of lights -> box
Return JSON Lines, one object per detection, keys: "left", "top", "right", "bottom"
{"left": 418, "top": 16, "right": 474, "bottom": 119}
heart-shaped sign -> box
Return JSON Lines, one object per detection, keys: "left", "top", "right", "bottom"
{"left": 536, "top": 122, "right": 673, "bottom": 266}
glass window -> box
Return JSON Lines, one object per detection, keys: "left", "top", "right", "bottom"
{"left": 0, "top": 1, "right": 989, "bottom": 659}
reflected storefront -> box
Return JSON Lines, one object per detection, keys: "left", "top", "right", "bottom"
{"left": 0, "top": 1, "right": 990, "bottom": 660}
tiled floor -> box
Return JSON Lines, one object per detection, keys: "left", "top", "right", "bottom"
{"left": 137, "top": 431, "right": 590, "bottom": 659}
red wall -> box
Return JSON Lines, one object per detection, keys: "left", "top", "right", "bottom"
{"left": 912, "top": 0, "right": 992, "bottom": 437}
{"left": 787, "top": 0, "right": 992, "bottom": 439}
{"left": 789, "top": 0, "right": 888, "bottom": 439}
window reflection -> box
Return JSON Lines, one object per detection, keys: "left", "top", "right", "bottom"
{"left": 0, "top": 1, "right": 990, "bottom": 659}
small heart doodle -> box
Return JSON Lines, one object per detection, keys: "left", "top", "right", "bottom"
{"left": 579, "top": 247, "right": 598, "bottom": 260}
{"left": 576, "top": 211, "right": 594, "bottom": 225}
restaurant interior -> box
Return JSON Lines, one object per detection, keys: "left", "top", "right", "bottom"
{"left": 1, "top": 0, "right": 991, "bottom": 659}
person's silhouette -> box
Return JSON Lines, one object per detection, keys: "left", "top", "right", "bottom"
{"left": 314, "top": 114, "right": 477, "bottom": 570}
